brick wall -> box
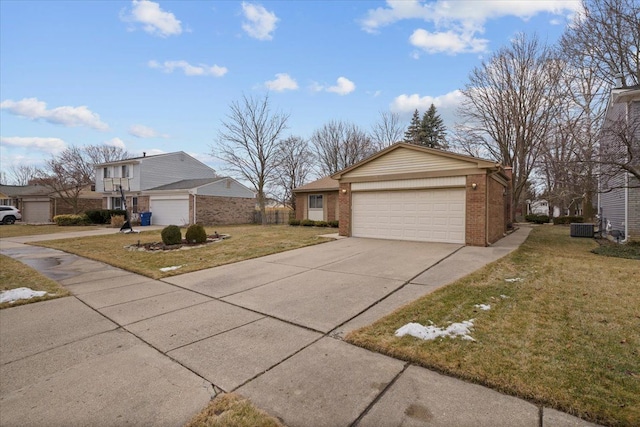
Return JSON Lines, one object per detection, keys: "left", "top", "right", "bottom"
{"left": 466, "top": 175, "right": 487, "bottom": 246}
{"left": 294, "top": 191, "right": 339, "bottom": 222}
{"left": 338, "top": 183, "right": 351, "bottom": 236}
{"left": 295, "top": 193, "right": 306, "bottom": 221}
{"left": 193, "top": 195, "right": 255, "bottom": 225}
{"left": 54, "top": 198, "right": 103, "bottom": 216}
{"left": 487, "top": 177, "right": 506, "bottom": 244}
{"left": 326, "top": 192, "right": 338, "bottom": 222}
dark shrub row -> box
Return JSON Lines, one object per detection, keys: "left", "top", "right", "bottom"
{"left": 289, "top": 219, "right": 339, "bottom": 228}
{"left": 85, "top": 209, "right": 127, "bottom": 224}
{"left": 553, "top": 216, "right": 584, "bottom": 225}
{"left": 525, "top": 214, "right": 550, "bottom": 224}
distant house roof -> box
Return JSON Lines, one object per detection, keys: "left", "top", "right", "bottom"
{"left": 293, "top": 176, "right": 339, "bottom": 193}
{"left": 147, "top": 177, "right": 225, "bottom": 191}
{"left": 0, "top": 184, "right": 52, "bottom": 197}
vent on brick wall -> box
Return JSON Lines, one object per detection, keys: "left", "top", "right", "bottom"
{"left": 570, "top": 223, "right": 594, "bottom": 238}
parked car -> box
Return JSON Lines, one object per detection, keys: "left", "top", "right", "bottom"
{"left": 0, "top": 205, "right": 22, "bottom": 224}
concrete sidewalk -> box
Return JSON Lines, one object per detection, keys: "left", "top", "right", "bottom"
{"left": 0, "top": 227, "right": 599, "bottom": 427}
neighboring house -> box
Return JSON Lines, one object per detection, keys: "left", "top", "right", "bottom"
{"left": 293, "top": 176, "right": 340, "bottom": 223}
{"left": 0, "top": 184, "right": 101, "bottom": 223}
{"left": 527, "top": 199, "right": 550, "bottom": 216}
{"left": 598, "top": 83, "right": 640, "bottom": 241}
{"left": 95, "top": 152, "right": 255, "bottom": 226}
{"left": 326, "top": 142, "right": 511, "bottom": 246}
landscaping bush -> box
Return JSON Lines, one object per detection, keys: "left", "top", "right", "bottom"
{"left": 110, "top": 215, "right": 125, "bottom": 229}
{"left": 525, "top": 214, "right": 549, "bottom": 224}
{"left": 314, "top": 221, "right": 329, "bottom": 227}
{"left": 288, "top": 219, "right": 300, "bottom": 226}
{"left": 53, "top": 214, "right": 90, "bottom": 226}
{"left": 161, "top": 225, "right": 182, "bottom": 245}
{"left": 328, "top": 220, "right": 339, "bottom": 228}
{"left": 553, "top": 216, "right": 584, "bottom": 225}
{"left": 185, "top": 223, "right": 207, "bottom": 244}
{"left": 300, "top": 219, "right": 315, "bottom": 227}
{"left": 85, "top": 209, "right": 127, "bottom": 224}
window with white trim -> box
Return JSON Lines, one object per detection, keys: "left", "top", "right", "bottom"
{"left": 309, "top": 195, "right": 323, "bottom": 209}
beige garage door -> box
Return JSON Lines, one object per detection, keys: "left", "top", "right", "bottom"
{"left": 22, "top": 200, "right": 50, "bottom": 223}
{"left": 352, "top": 188, "right": 465, "bottom": 243}
{"left": 149, "top": 197, "right": 190, "bottom": 226}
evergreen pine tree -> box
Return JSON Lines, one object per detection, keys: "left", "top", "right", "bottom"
{"left": 420, "top": 104, "right": 447, "bottom": 148}
{"left": 403, "top": 109, "right": 421, "bottom": 144}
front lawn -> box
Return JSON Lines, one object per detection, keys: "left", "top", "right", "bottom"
{"left": 0, "top": 224, "right": 104, "bottom": 239}
{"left": 0, "top": 255, "right": 70, "bottom": 309}
{"left": 33, "top": 225, "right": 333, "bottom": 279}
{"left": 347, "top": 226, "right": 639, "bottom": 427}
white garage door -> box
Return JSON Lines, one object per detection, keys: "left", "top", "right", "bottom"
{"left": 149, "top": 197, "right": 189, "bottom": 226}
{"left": 352, "top": 188, "right": 465, "bottom": 244}
{"left": 23, "top": 200, "right": 50, "bottom": 223}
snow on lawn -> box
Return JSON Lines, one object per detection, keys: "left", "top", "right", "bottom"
{"left": 474, "top": 303, "right": 491, "bottom": 310}
{"left": 159, "top": 265, "right": 182, "bottom": 272}
{"left": 0, "top": 287, "right": 48, "bottom": 304}
{"left": 395, "top": 320, "right": 476, "bottom": 341}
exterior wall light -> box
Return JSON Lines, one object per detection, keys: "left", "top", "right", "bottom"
{"left": 341, "top": 188, "right": 347, "bottom": 194}
{"left": 471, "top": 183, "right": 477, "bottom": 190}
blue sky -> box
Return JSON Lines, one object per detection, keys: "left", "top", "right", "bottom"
{"left": 0, "top": 0, "right": 582, "bottom": 180}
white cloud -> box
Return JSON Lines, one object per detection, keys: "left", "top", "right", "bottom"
{"left": 310, "top": 77, "right": 356, "bottom": 96}
{"left": 128, "top": 124, "right": 168, "bottom": 138}
{"left": 264, "top": 73, "right": 298, "bottom": 91}
{"left": 360, "top": 0, "right": 581, "bottom": 54}
{"left": 0, "top": 136, "right": 67, "bottom": 154}
{"left": 104, "top": 137, "right": 127, "bottom": 150}
{"left": 122, "top": 0, "right": 182, "bottom": 37}
{"left": 148, "top": 60, "right": 228, "bottom": 77}
{"left": 390, "top": 90, "right": 463, "bottom": 114}
{"left": 410, "top": 29, "right": 488, "bottom": 55}
{"left": 0, "top": 98, "right": 109, "bottom": 131}
{"left": 241, "top": 2, "right": 278, "bottom": 40}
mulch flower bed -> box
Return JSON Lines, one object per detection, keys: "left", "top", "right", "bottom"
{"left": 125, "top": 234, "right": 230, "bottom": 252}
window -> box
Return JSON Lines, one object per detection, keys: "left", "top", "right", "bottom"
{"left": 103, "top": 167, "right": 111, "bottom": 178}
{"left": 309, "top": 195, "right": 323, "bottom": 209}
{"left": 121, "top": 165, "right": 129, "bottom": 178}
{"left": 111, "top": 197, "right": 122, "bottom": 210}
{"left": 132, "top": 197, "right": 138, "bottom": 213}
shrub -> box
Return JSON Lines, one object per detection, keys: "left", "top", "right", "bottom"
{"left": 328, "top": 220, "right": 339, "bottom": 228}
{"left": 84, "top": 209, "right": 128, "bottom": 224}
{"left": 553, "top": 216, "right": 584, "bottom": 225}
{"left": 288, "top": 219, "right": 301, "bottom": 226}
{"left": 53, "top": 214, "right": 90, "bottom": 226}
{"left": 300, "top": 219, "right": 315, "bottom": 227}
{"left": 185, "top": 223, "right": 207, "bottom": 244}
{"left": 314, "top": 221, "right": 329, "bottom": 227}
{"left": 110, "top": 215, "right": 125, "bottom": 229}
{"left": 161, "top": 225, "right": 182, "bottom": 245}
{"left": 525, "top": 214, "right": 549, "bottom": 224}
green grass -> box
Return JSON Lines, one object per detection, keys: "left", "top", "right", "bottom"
{"left": 184, "top": 393, "right": 285, "bottom": 427}
{"left": 346, "top": 226, "right": 639, "bottom": 427}
{"left": 592, "top": 239, "right": 640, "bottom": 260}
{"left": 33, "top": 225, "right": 333, "bottom": 279}
{"left": 0, "top": 224, "right": 104, "bottom": 239}
{"left": 0, "top": 255, "right": 70, "bottom": 309}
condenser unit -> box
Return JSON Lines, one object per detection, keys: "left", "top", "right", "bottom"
{"left": 570, "top": 223, "right": 594, "bottom": 238}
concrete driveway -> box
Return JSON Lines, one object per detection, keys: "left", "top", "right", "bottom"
{"left": 1, "top": 227, "right": 595, "bottom": 426}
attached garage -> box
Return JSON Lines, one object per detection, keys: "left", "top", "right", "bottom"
{"left": 22, "top": 199, "right": 51, "bottom": 223}
{"left": 331, "top": 143, "right": 511, "bottom": 247}
{"left": 149, "top": 196, "right": 190, "bottom": 226}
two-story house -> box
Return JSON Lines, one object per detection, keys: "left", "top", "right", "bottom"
{"left": 598, "top": 83, "right": 640, "bottom": 242}
{"left": 95, "top": 151, "right": 255, "bottom": 226}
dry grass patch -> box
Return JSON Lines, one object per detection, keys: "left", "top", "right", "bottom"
{"left": 0, "top": 224, "right": 104, "bottom": 239}
{"left": 0, "top": 255, "right": 70, "bottom": 309}
{"left": 346, "top": 226, "right": 639, "bottom": 427}
{"left": 34, "top": 224, "right": 333, "bottom": 279}
{"left": 184, "top": 393, "right": 285, "bottom": 427}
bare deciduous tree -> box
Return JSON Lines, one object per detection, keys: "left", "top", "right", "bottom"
{"left": 213, "top": 94, "right": 289, "bottom": 225}
{"left": 455, "top": 33, "right": 563, "bottom": 221}
{"left": 8, "top": 164, "right": 40, "bottom": 185}
{"left": 560, "top": 0, "right": 640, "bottom": 87}
{"left": 370, "top": 111, "right": 404, "bottom": 150}
{"left": 599, "top": 106, "right": 640, "bottom": 189}
{"left": 312, "top": 120, "right": 375, "bottom": 176}
{"left": 272, "top": 135, "right": 314, "bottom": 212}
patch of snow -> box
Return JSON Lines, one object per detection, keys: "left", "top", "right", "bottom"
{"left": 474, "top": 304, "right": 491, "bottom": 310}
{"left": 0, "top": 287, "right": 48, "bottom": 303}
{"left": 395, "top": 320, "right": 476, "bottom": 342}
{"left": 159, "top": 265, "right": 182, "bottom": 272}
{"left": 500, "top": 294, "right": 510, "bottom": 299}
{"left": 505, "top": 278, "right": 523, "bottom": 282}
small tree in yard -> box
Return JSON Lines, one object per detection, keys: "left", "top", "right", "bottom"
{"left": 213, "top": 94, "right": 289, "bottom": 226}
{"left": 420, "top": 104, "right": 447, "bottom": 149}
{"left": 403, "top": 109, "right": 421, "bottom": 145}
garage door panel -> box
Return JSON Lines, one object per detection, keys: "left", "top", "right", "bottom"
{"left": 150, "top": 198, "right": 189, "bottom": 226}
{"left": 352, "top": 189, "right": 465, "bottom": 244}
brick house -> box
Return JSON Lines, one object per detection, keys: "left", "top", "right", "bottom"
{"left": 327, "top": 143, "right": 511, "bottom": 246}
{"left": 293, "top": 176, "right": 340, "bottom": 223}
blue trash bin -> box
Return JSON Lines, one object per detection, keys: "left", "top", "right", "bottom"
{"left": 140, "top": 212, "right": 152, "bottom": 226}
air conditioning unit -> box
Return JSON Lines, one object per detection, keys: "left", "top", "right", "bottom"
{"left": 570, "top": 223, "right": 594, "bottom": 238}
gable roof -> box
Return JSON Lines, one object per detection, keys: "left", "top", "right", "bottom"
{"left": 331, "top": 142, "right": 501, "bottom": 180}
{"left": 0, "top": 184, "right": 52, "bottom": 197}
{"left": 94, "top": 151, "right": 213, "bottom": 171}
{"left": 147, "top": 177, "right": 225, "bottom": 191}
{"left": 293, "top": 176, "right": 339, "bottom": 193}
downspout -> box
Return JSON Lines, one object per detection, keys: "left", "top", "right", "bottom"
{"left": 485, "top": 174, "right": 490, "bottom": 246}
{"left": 622, "top": 172, "right": 629, "bottom": 243}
